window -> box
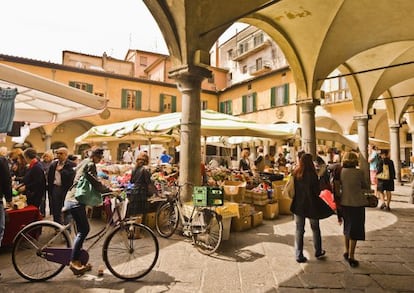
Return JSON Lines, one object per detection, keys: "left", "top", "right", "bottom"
{"left": 140, "top": 56, "right": 148, "bottom": 66}
{"left": 253, "top": 33, "right": 264, "bottom": 47}
{"left": 69, "top": 81, "right": 93, "bottom": 93}
{"left": 159, "top": 94, "right": 177, "bottom": 113}
{"left": 256, "top": 58, "right": 263, "bottom": 71}
{"left": 121, "top": 89, "right": 142, "bottom": 110}
{"left": 219, "top": 100, "right": 232, "bottom": 114}
{"left": 238, "top": 42, "right": 248, "bottom": 54}
{"left": 227, "top": 49, "right": 233, "bottom": 59}
{"left": 201, "top": 100, "right": 208, "bottom": 110}
{"left": 270, "top": 84, "right": 289, "bottom": 107}
{"left": 242, "top": 65, "right": 247, "bottom": 74}
{"left": 242, "top": 93, "right": 257, "bottom": 113}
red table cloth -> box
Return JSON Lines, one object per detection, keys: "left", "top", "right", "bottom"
{"left": 2, "top": 205, "right": 42, "bottom": 247}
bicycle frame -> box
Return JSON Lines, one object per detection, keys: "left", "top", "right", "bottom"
{"left": 23, "top": 192, "right": 129, "bottom": 267}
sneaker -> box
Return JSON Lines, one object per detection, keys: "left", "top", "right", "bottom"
{"left": 380, "top": 203, "right": 386, "bottom": 210}
{"left": 348, "top": 258, "right": 359, "bottom": 268}
{"left": 386, "top": 206, "right": 391, "bottom": 211}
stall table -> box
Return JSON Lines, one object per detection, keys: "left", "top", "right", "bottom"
{"left": 2, "top": 205, "right": 42, "bottom": 247}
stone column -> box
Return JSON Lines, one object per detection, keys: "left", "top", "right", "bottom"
{"left": 389, "top": 124, "right": 401, "bottom": 182}
{"left": 44, "top": 134, "right": 52, "bottom": 151}
{"left": 169, "top": 65, "right": 211, "bottom": 201}
{"left": 354, "top": 114, "right": 371, "bottom": 185}
{"left": 297, "top": 99, "right": 318, "bottom": 158}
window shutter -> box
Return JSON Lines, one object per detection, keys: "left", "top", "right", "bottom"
{"left": 228, "top": 100, "right": 232, "bottom": 114}
{"left": 219, "top": 102, "right": 225, "bottom": 113}
{"left": 242, "top": 95, "right": 247, "bottom": 113}
{"left": 121, "top": 89, "right": 128, "bottom": 109}
{"left": 135, "top": 90, "right": 142, "bottom": 110}
{"left": 253, "top": 92, "right": 257, "bottom": 112}
{"left": 86, "top": 83, "right": 93, "bottom": 93}
{"left": 69, "top": 81, "right": 75, "bottom": 87}
{"left": 171, "top": 96, "right": 177, "bottom": 112}
{"left": 159, "top": 94, "right": 164, "bottom": 112}
{"left": 270, "top": 87, "right": 276, "bottom": 107}
{"left": 283, "top": 83, "right": 289, "bottom": 105}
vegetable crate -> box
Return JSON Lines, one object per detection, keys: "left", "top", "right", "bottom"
{"left": 193, "top": 186, "right": 224, "bottom": 207}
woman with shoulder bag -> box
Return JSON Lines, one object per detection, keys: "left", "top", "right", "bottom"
{"left": 376, "top": 149, "right": 396, "bottom": 211}
{"left": 63, "top": 148, "right": 111, "bottom": 275}
{"left": 290, "top": 153, "right": 334, "bottom": 263}
{"left": 339, "top": 151, "right": 370, "bottom": 268}
{"left": 127, "top": 152, "right": 155, "bottom": 219}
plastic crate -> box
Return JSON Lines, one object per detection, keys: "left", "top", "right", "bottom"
{"left": 193, "top": 186, "right": 224, "bottom": 206}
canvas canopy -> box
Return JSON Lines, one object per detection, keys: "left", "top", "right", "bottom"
{"left": 0, "top": 63, "right": 107, "bottom": 128}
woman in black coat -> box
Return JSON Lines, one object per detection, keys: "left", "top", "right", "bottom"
{"left": 290, "top": 153, "right": 334, "bottom": 263}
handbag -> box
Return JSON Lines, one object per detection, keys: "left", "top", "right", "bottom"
{"left": 282, "top": 175, "right": 295, "bottom": 199}
{"left": 364, "top": 191, "right": 379, "bottom": 208}
{"left": 376, "top": 164, "right": 390, "bottom": 180}
{"left": 75, "top": 175, "right": 102, "bottom": 207}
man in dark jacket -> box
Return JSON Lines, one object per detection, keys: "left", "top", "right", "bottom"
{"left": 47, "top": 147, "right": 76, "bottom": 224}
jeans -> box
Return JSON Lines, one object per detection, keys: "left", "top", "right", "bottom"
{"left": 51, "top": 185, "right": 66, "bottom": 224}
{"left": 0, "top": 202, "right": 5, "bottom": 247}
{"left": 70, "top": 203, "right": 90, "bottom": 261}
{"left": 294, "top": 214, "right": 322, "bottom": 260}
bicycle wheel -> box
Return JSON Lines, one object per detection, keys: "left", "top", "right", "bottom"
{"left": 12, "top": 221, "right": 71, "bottom": 281}
{"left": 103, "top": 222, "right": 159, "bottom": 280}
{"left": 155, "top": 201, "right": 179, "bottom": 238}
{"left": 192, "top": 209, "right": 223, "bottom": 255}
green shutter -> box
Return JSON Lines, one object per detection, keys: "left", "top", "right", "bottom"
{"left": 69, "top": 81, "right": 75, "bottom": 88}
{"left": 270, "top": 87, "right": 276, "bottom": 107}
{"left": 135, "top": 90, "right": 142, "bottom": 110}
{"left": 253, "top": 92, "right": 257, "bottom": 112}
{"left": 171, "top": 96, "right": 177, "bottom": 112}
{"left": 242, "top": 95, "right": 247, "bottom": 113}
{"left": 86, "top": 83, "right": 93, "bottom": 93}
{"left": 283, "top": 83, "right": 289, "bottom": 105}
{"left": 228, "top": 100, "right": 232, "bottom": 114}
{"left": 219, "top": 102, "right": 225, "bottom": 113}
{"left": 121, "top": 89, "right": 128, "bottom": 109}
{"left": 159, "top": 94, "right": 164, "bottom": 112}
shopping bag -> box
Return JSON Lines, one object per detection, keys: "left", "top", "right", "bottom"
{"left": 319, "top": 189, "right": 337, "bottom": 212}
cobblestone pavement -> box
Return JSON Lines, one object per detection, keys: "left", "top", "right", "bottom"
{"left": 1, "top": 183, "right": 413, "bottom": 293}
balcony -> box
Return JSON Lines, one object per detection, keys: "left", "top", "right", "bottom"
{"left": 248, "top": 61, "right": 272, "bottom": 75}
{"left": 323, "top": 89, "right": 352, "bottom": 104}
{"left": 232, "top": 39, "right": 271, "bottom": 61}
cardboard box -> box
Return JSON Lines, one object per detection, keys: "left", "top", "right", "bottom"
{"left": 145, "top": 212, "right": 156, "bottom": 229}
{"left": 254, "top": 202, "right": 279, "bottom": 220}
{"left": 231, "top": 215, "right": 251, "bottom": 232}
{"left": 237, "top": 203, "right": 252, "bottom": 219}
{"left": 278, "top": 197, "right": 292, "bottom": 215}
{"left": 272, "top": 180, "right": 286, "bottom": 199}
{"left": 251, "top": 211, "right": 263, "bottom": 227}
{"left": 223, "top": 181, "right": 246, "bottom": 203}
{"left": 252, "top": 191, "right": 269, "bottom": 206}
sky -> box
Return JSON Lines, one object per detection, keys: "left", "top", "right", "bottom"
{"left": 1, "top": 0, "right": 246, "bottom": 64}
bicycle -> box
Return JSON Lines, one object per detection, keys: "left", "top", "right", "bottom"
{"left": 12, "top": 190, "right": 159, "bottom": 281}
{"left": 155, "top": 182, "right": 224, "bottom": 255}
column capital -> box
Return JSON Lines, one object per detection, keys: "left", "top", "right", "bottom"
{"left": 389, "top": 123, "right": 401, "bottom": 129}
{"left": 168, "top": 64, "right": 212, "bottom": 80}
{"left": 296, "top": 98, "right": 320, "bottom": 107}
{"left": 353, "top": 114, "right": 372, "bottom": 121}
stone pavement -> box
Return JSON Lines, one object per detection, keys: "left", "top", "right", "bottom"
{"left": 1, "top": 183, "right": 413, "bottom": 293}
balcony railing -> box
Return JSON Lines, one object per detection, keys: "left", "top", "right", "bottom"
{"left": 323, "top": 89, "right": 352, "bottom": 104}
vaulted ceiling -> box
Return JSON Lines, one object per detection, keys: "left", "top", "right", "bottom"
{"left": 144, "top": 0, "right": 414, "bottom": 127}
